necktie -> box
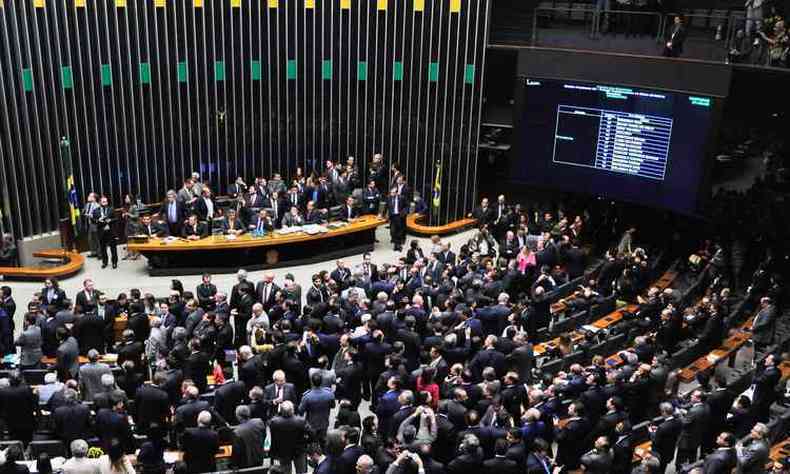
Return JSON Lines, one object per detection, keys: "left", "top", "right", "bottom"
{"left": 277, "top": 386, "right": 283, "bottom": 400}
{"left": 394, "top": 196, "right": 399, "bottom": 214}
{"left": 264, "top": 284, "right": 269, "bottom": 302}
{"left": 169, "top": 203, "right": 176, "bottom": 223}
{"left": 312, "top": 190, "right": 318, "bottom": 202}
{"left": 257, "top": 221, "right": 264, "bottom": 233}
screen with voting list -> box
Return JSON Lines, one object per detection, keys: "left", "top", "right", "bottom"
{"left": 513, "top": 78, "right": 714, "bottom": 215}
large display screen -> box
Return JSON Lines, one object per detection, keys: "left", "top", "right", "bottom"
{"left": 512, "top": 78, "right": 715, "bottom": 215}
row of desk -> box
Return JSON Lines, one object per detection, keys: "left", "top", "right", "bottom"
{"left": 550, "top": 270, "right": 678, "bottom": 316}
{"left": 677, "top": 316, "right": 755, "bottom": 384}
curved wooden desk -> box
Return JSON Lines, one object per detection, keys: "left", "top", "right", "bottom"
{"left": 0, "top": 249, "right": 84, "bottom": 280}
{"left": 128, "top": 215, "right": 387, "bottom": 275}
{"left": 406, "top": 214, "right": 477, "bottom": 236}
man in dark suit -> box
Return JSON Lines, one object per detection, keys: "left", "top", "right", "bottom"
{"left": 437, "top": 243, "right": 456, "bottom": 266}
{"left": 702, "top": 432, "right": 737, "bottom": 474}
{"left": 139, "top": 214, "right": 168, "bottom": 238}
{"left": 482, "top": 438, "right": 519, "bottom": 474}
{"left": 182, "top": 411, "right": 220, "bottom": 474}
{"left": 752, "top": 296, "right": 777, "bottom": 351}
{"left": 649, "top": 402, "right": 682, "bottom": 473}
{"left": 214, "top": 380, "right": 247, "bottom": 425}
{"left": 663, "top": 14, "right": 687, "bottom": 57}
{"left": 134, "top": 372, "right": 171, "bottom": 434}
{"left": 340, "top": 196, "right": 359, "bottom": 222}
{"left": 752, "top": 353, "right": 782, "bottom": 421}
{"left": 53, "top": 388, "right": 91, "bottom": 444}
{"left": 221, "top": 208, "right": 246, "bottom": 236}
{"left": 469, "top": 198, "right": 493, "bottom": 227}
{"left": 282, "top": 206, "right": 305, "bottom": 227}
{"left": 362, "top": 180, "right": 381, "bottom": 215}
{"left": 304, "top": 201, "right": 326, "bottom": 225}
{"left": 269, "top": 400, "right": 309, "bottom": 474}
{"left": 184, "top": 340, "right": 211, "bottom": 393}
{"left": 383, "top": 188, "right": 408, "bottom": 251}
{"left": 93, "top": 195, "right": 118, "bottom": 269}
{"left": 526, "top": 438, "right": 554, "bottom": 474}
{"left": 75, "top": 279, "right": 99, "bottom": 314}
{"left": 182, "top": 214, "right": 207, "bottom": 240}
{"left": 0, "top": 373, "right": 38, "bottom": 445}
{"left": 555, "top": 401, "right": 592, "bottom": 470}
{"left": 73, "top": 310, "right": 106, "bottom": 355}
{"left": 160, "top": 190, "right": 185, "bottom": 237}
{"left": 193, "top": 187, "right": 217, "bottom": 222}
{"left": 196, "top": 274, "right": 218, "bottom": 311}
{"left": 256, "top": 272, "right": 280, "bottom": 311}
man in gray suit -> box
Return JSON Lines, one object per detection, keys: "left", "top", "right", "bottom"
{"left": 231, "top": 405, "right": 267, "bottom": 469}
{"left": 737, "top": 422, "right": 770, "bottom": 474}
{"left": 79, "top": 349, "right": 112, "bottom": 401}
{"left": 752, "top": 297, "right": 777, "bottom": 351}
{"left": 14, "top": 312, "right": 43, "bottom": 370}
{"left": 56, "top": 327, "right": 80, "bottom": 381}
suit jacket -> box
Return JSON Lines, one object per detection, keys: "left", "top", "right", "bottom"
{"left": 738, "top": 438, "right": 770, "bottom": 474}
{"left": 221, "top": 217, "right": 245, "bottom": 234}
{"left": 182, "top": 427, "right": 219, "bottom": 474}
{"left": 752, "top": 304, "right": 777, "bottom": 344}
{"left": 579, "top": 448, "right": 614, "bottom": 473}
{"left": 140, "top": 221, "right": 169, "bottom": 237}
{"left": 214, "top": 381, "right": 247, "bottom": 425}
{"left": 304, "top": 209, "right": 326, "bottom": 225}
{"left": 184, "top": 351, "right": 211, "bottom": 393}
{"left": 668, "top": 24, "right": 687, "bottom": 52}
{"left": 269, "top": 414, "right": 309, "bottom": 459}
{"left": 526, "top": 452, "right": 553, "bottom": 474}
{"left": 0, "top": 384, "right": 38, "bottom": 432}
{"left": 753, "top": 364, "right": 781, "bottom": 408}
{"left": 134, "top": 384, "right": 171, "bottom": 430}
{"left": 703, "top": 447, "right": 737, "bottom": 474}
{"left": 14, "top": 326, "right": 43, "bottom": 367}
{"left": 75, "top": 289, "right": 99, "bottom": 313}
{"left": 651, "top": 416, "right": 681, "bottom": 466}
{"left": 160, "top": 200, "right": 186, "bottom": 225}
{"left": 193, "top": 197, "right": 217, "bottom": 221}
{"left": 54, "top": 402, "right": 92, "bottom": 443}
{"left": 482, "top": 456, "right": 519, "bottom": 474}
{"left": 678, "top": 402, "right": 710, "bottom": 450}
{"left": 196, "top": 283, "right": 218, "bottom": 309}
{"left": 556, "top": 416, "right": 592, "bottom": 469}
{"left": 56, "top": 336, "right": 80, "bottom": 380}
{"left": 255, "top": 281, "right": 281, "bottom": 309}
{"left": 384, "top": 194, "right": 409, "bottom": 217}
{"left": 41, "top": 287, "right": 67, "bottom": 309}
{"left": 232, "top": 418, "right": 267, "bottom": 468}
{"left": 181, "top": 222, "right": 207, "bottom": 238}
{"left": 79, "top": 362, "right": 112, "bottom": 401}
{"left": 264, "top": 382, "right": 298, "bottom": 416}
{"left": 73, "top": 313, "right": 106, "bottom": 354}
{"left": 282, "top": 212, "right": 304, "bottom": 227}
{"left": 299, "top": 387, "right": 335, "bottom": 432}
{"left": 340, "top": 205, "right": 359, "bottom": 221}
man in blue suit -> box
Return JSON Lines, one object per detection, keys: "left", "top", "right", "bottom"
{"left": 299, "top": 372, "right": 336, "bottom": 445}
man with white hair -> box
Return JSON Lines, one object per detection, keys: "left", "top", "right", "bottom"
{"left": 79, "top": 349, "right": 111, "bottom": 401}
{"left": 62, "top": 439, "right": 100, "bottom": 474}
{"left": 37, "top": 372, "right": 64, "bottom": 404}
{"left": 737, "top": 422, "right": 770, "bottom": 472}
{"left": 265, "top": 370, "right": 298, "bottom": 418}
{"left": 246, "top": 303, "right": 270, "bottom": 340}
{"left": 182, "top": 410, "right": 219, "bottom": 474}
{"left": 355, "top": 454, "right": 377, "bottom": 474}
{"left": 256, "top": 271, "right": 280, "bottom": 311}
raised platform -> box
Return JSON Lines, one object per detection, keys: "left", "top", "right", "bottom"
{"left": 0, "top": 249, "right": 85, "bottom": 280}
{"left": 406, "top": 214, "right": 477, "bottom": 237}
{"left": 128, "top": 215, "right": 387, "bottom": 276}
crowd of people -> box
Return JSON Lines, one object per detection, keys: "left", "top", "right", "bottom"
{"left": 0, "top": 179, "right": 788, "bottom": 474}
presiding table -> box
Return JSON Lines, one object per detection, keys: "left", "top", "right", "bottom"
{"left": 128, "top": 215, "right": 387, "bottom": 275}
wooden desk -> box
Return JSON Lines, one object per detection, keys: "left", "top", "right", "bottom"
{"left": 128, "top": 216, "right": 386, "bottom": 275}
{"left": 406, "top": 213, "right": 477, "bottom": 236}
{"left": 0, "top": 249, "right": 85, "bottom": 280}
{"left": 677, "top": 316, "right": 754, "bottom": 383}
{"left": 633, "top": 441, "right": 652, "bottom": 462}
{"left": 533, "top": 305, "right": 638, "bottom": 356}
{"left": 41, "top": 353, "right": 118, "bottom": 366}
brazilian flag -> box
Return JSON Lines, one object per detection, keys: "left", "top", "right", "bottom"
{"left": 432, "top": 160, "right": 442, "bottom": 209}
{"left": 61, "top": 137, "right": 80, "bottom": 235}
